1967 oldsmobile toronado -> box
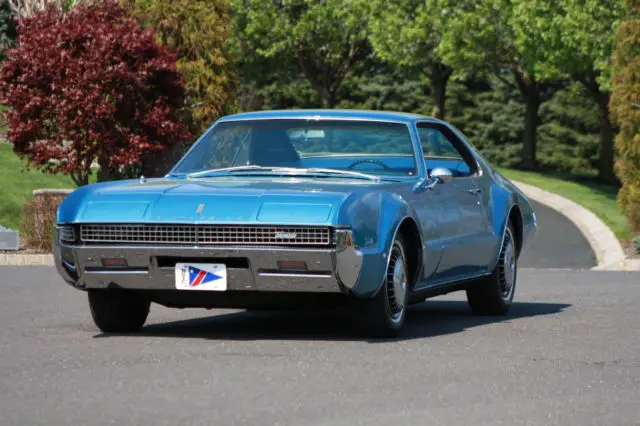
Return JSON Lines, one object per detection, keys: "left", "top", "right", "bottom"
{"left": 54, "top": 110, "right": 536, "bottom": 336}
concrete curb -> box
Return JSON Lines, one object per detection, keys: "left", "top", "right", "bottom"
{"left": 0, "top": 253, "right": 54, "bottom": 266}
{"left": 512, "top": 180, "right": 630, "bottom": 271}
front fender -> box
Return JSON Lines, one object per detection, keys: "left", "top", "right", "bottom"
{"left": 336, "top": 190, "right": 419, "bottom": 298}
{"left": 57, "top": 179, "right": 140, "bottom": 223}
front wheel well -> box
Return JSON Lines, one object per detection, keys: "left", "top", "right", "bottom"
{"left": 508, "top": 205, "right": 523, "bottom": 257}
{"left": 396, "top": 219, "right": 422, "bottom": 290}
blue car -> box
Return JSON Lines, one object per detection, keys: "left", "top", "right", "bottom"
{"left": 54, "top": 110, "right": 536, "bottom": 336}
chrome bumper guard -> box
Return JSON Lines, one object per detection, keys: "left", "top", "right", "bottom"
{"left": 54, "top": 228, "right": 363, "bottom": 294}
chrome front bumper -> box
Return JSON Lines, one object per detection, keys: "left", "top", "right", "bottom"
{"left": 54, "top": 229, "right": 363, "bottom": 294}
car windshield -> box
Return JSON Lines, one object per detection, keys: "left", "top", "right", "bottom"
{"left": 171, "top": 119, "right": 417, "bottom": 177}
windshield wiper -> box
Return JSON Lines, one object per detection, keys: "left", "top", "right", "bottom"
{"left": 186, "top": 165, "right": 271, "bottom": 179}
{"left": 186, "top": 165, "right": 381, "bottom": 182}
{"left": 303, "top": 168, "right": 381, "bottom": 182}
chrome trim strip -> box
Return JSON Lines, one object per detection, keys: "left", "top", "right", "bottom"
{"left": 61, "top": 259, "right": 77, "bottom": 271}
{"left": 257, "top": 272, "right": 332, "bottom": 278}
{"left": 58, "top": 243, "right": 334, "bottom": 253}
{"left": 84, "top": 270, "right": 149, "bottom": 275}
{"left": 218, "top": 116, "right": 414, "bottom": 124}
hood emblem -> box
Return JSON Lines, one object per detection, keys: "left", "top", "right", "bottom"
{"left": 196, "top": 203, "right": 205, "bottom": 214}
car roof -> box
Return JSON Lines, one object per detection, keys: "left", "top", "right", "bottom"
{"left": 218, "top": 109, "right": 441, "bottom": 125}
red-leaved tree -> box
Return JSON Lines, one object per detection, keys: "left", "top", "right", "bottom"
{"left": 0, "top": 0, "right": 191, "bottom": 185}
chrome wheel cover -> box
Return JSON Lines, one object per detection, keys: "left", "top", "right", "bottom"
{"left": 386, "top": 244, "right": 407, "bottom": 323}
{"left": 499, "top": 228, "right": 516, "bottom": 300}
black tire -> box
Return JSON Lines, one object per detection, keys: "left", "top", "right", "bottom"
{"left": 88, "top": 290, "right": 150, "bottom": 333}
{"left": 356, "top": 235, "right": 410, "bottom": 337}
{"left": 466, "top": 222, "right": 518, "bottom": 315}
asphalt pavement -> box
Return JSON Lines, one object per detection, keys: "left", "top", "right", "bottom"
{"left": 1, "top": 266, "right": 639, "bottom": 425}
{"left": 519, "top": 201, "right": 596, "bottom": 269}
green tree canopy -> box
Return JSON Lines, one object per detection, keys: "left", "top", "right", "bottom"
{"left": 232, "top": 0, "right": 370, "bottom": 108}
{"left": 541, "top": 0, "right": 624, "bottom": 182}
{"left": 438, "top": 0, "right": 566, "bottom": 169}
{"left": 368, "top": 0, "right": 456, "bottom": 119}
{"left": 130, "top": 0, "right": 235, "bottom": 133}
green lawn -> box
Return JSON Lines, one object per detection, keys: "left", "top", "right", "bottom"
{"left": 0, "top": 143, "right": 78, "bottom": 231}
{"left": 499, "top": 168, "right": 629, "bottom": 240}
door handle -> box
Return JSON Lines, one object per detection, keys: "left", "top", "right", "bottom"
{"left": 467, "top": 188, "right": 482, "bottom": 195}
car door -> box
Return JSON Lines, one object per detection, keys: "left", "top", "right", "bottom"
{"left": 415, "top": 122, "right": 487, "bottom": 280}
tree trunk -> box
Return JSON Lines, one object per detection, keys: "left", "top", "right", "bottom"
{"left": 430, "top": 63, "right": 453, "bottom": 120}
{"left": 432, "top": 77, "right": 447, "bottom": 120}
{"left": 318, "top": 87, "right": 335, "bottom": 109}
{"left": 513, "top": 70, "right": 542, "bottom": 170}
{"left": 71, "top": 172, "right": 89, "bottom": 187}
{"left": 596, "top": 93, "right": 616, "bottom": 183}
{"left": 521, "top": 96, "right": 541, "bottom": 170}
{"left": 576, "top": 76, "right": 616, "bottom": 183}
{"left": 97, "top": 157, "right": 117, "bottom": 182}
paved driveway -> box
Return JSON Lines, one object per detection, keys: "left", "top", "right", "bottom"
{"left": 519, "top": 201, "right": 596, "bottom": 269}
{"left": 1, "top": 267, "right": 638, "bottom": 425}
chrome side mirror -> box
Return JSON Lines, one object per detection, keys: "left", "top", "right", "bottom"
{"left": 413, "top": 167, "right": 454, "bottom": 193}
{"left": 430, "top": 167, "right": 453, "bottom": 183}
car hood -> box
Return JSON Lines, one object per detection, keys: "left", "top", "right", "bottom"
{"left": 57, "top": 177, "right": 390, "bottom": 225}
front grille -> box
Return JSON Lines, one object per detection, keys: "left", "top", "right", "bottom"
{"left": 79, "top": 224, "right": 332, "bottom": 247}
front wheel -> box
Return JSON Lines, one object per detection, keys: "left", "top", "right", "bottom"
{"left": 355, "top": 235, "right": 410, "bottom": 337}
{"left": 466, "top": 223, "right": 517, "bottom": 315}
{"left": 88, "top": 290, "right": 150, "bottom": 333}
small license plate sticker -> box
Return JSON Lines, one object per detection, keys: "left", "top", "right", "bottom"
{"left": 175, "top": 263, "right": 227, "bottom": 291}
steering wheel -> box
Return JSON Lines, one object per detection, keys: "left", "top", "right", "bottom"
{"left": 347, "top": 159, "right": 392, "bottom": 170}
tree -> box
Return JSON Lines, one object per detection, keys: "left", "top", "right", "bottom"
{"left": 6, "top": 0, "right": 87, "bottom": 18}
{"left": 542, "top": 0, "right": 624, "bottom": 182}
{"left": 0, "top": 0, "right": 17, "bottom": 58}
{"left": 368, "top": 0, "right": 455, "bottom": 119}
{"left": 438, "top": 0, "right": 565, "bottom": 169}
{"left": 232, "top": 0, "right": 370, "bottom": 109}
{"left": 610, "top": 0, "right": 640, "bottom": 232}
{"left": 0, "top": 1, "right": 190, "bottom": 185}
{"left": 129, "top": 0, "right": 234, "bottom": 134}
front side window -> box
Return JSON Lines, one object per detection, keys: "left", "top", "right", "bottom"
{"left": 416, "top": 125, "right": 476, "bottom": 178}
{"left": 173, "top": 119, "right": 417, "bottom": 177}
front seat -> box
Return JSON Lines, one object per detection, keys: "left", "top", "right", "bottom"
{"left": 250, "top": 129, "right": 300, "bottom": 167}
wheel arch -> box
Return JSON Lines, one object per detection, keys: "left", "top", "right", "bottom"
{"left": 395, "top": 217, "right": 423, "bottom": 291}
{"left": 508, "top": 204, "right": 524, "bottom": 257}
{"left": 490, "top": 203, "right": 524, "bottom": 271}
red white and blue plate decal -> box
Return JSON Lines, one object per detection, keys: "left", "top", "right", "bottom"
{"left": 175, "top": 263, "right": 227, "bottom": 291}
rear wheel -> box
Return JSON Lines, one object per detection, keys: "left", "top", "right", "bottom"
{"left": 88, "top": 290, "right": 150, "bottom": 333}
{"left": 466, "top": 222, "right": 517, "bottom": 315}
{"left": 356, "top": 235, "right": 410, "bottom": 337}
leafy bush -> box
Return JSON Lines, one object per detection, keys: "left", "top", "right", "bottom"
{"left": 610, "top": 0, "right": 640, "bottom": 233}
{"left": 0, "top": 1, "right": 191, "bottom": 186}
{"left": 633, "top": 235, "right": 640, "bottom": 254}
{"left": 21, "top": 192, "right": 68, "bottom": 251}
